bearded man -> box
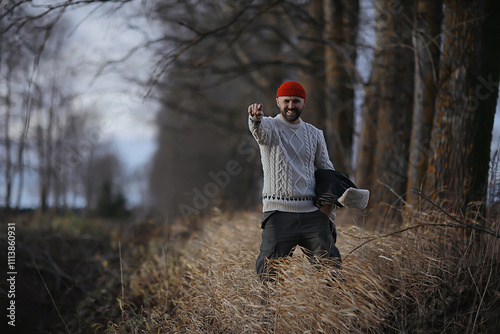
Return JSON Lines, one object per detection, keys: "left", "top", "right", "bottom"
{"left": 248, "top": 81, "right": 341, "bottom": 281}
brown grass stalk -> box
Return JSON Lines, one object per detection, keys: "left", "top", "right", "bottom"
{"left": 103, "top": 206, "right": 500, "bottom": 333}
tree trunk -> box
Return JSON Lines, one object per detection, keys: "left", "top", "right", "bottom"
{"left": 357, "top": 0, "right": 415, "bottom": 218}
{"left": 425, "top": 0, "right": 500, "bottom": 215}
{"left": 406, "top": 0, "right": 443, "bottom": 206}
{"left": 355, "top": 82, "right": 379, "bottom": 190}
{"left": 323, "top": 0, "right": 359, "bottom": 175}
{"left": 299, "top": 0, "right": 326, "bottom": 128}
{"left": 36, "top": 125, "right": 49, "bottom": 213}
{"left": 3, "top": 62, "right": 13, "bottom": 213}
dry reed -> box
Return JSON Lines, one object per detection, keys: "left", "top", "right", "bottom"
{"left": 104, "top": 205, "right": 500, "bottom": 333}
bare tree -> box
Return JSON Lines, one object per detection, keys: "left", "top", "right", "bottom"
{"left": 0, "top": 27, "right": 20, "bottom": 213}
{"left": 425, "top": 0, "right": 500, "bottom": 216}
{"left": 0, "top": 1, "right": 47, "bottom": 212}
{"left": 355, "top": 0, "right": 415, "bottom": 220}
{"left": 406, "top": 0, "right": 443, "bottom": 207}
{"left": 323, "top": 0, "right": 359, "bottom": 175}
{"left": 298, "top": 0, "right": 326, "bottom": 128}
{"left": 1, "top": 0, "right": 135, "bottom": 213}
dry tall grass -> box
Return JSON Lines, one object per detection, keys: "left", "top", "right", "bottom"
{"left": 103, "top": 205, "right": 500, "bottom": 333}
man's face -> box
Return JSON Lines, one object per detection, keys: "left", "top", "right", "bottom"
{"left": 276, "top": 96, "right": 306, "bottom": 124}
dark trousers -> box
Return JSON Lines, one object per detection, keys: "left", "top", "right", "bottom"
{"left": 256, "top": 210, "right": 341, "bottom": 281}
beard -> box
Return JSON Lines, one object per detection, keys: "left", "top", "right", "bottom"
{"left": 281, "top": 107, "right": 301, "bottom": 123}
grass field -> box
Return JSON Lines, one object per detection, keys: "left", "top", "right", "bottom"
{"left": 1, "top": 201, "right": 499, "bottom": 333}
{"left": 101, "top": 204, "right": 499, "bottom": 333}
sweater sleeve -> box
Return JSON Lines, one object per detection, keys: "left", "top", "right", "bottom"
{"left": 248, "top": 116, "right": 273, "bottom": 145}
{"left": 315, "top": 129, "right": 334, "bottom": 170}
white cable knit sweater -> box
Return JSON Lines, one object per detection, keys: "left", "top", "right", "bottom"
{"left": 249, "top": 114, "right": 334, "bottom": 212}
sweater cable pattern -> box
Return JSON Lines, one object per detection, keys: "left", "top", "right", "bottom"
{"left": 249, "top": 114, "right": 334, "bottom": 212}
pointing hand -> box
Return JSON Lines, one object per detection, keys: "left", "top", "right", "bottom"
{"left": 248, "top": 103, "right": 264, "bottom": 120}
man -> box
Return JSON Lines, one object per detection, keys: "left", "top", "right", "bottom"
{"left": 248, "top": 80, "right": 341, "bottom": 281}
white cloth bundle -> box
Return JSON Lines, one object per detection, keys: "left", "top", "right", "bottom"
{"left": 338, "top": 188, "right": 370, "bottom": 209}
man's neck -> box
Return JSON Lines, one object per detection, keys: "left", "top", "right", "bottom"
{"left": 279, "top": 113, "right": 301, "bottom": 124}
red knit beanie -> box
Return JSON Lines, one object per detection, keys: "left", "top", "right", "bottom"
{"left": 276, "top": 81, "right": 306, "bottom": 99}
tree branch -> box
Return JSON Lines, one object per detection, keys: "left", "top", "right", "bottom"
{"left": 344, "top": 220, "right": 500, "bottom": 260}
{"left": 344, "top": 189, "right": 499, "bottom": 260}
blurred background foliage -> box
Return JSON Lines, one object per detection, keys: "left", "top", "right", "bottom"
{"left": 1, "top": 0, "right": 499, "bottom": 223}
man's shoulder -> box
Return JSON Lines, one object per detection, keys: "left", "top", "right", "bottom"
{"left": 302, "top": 120, "right": 323, "bottom": 134}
